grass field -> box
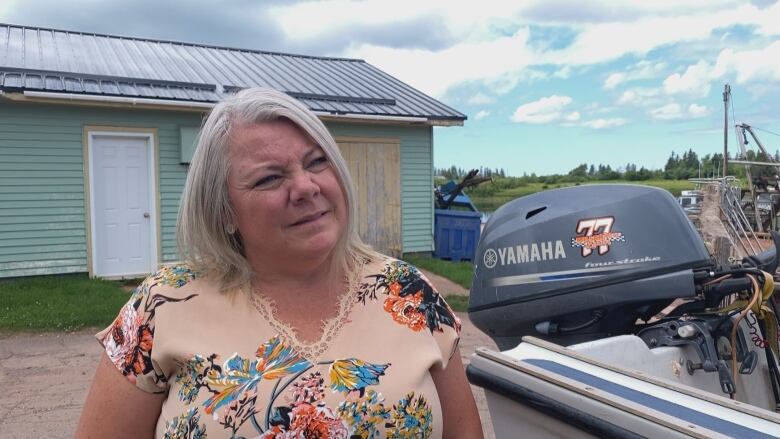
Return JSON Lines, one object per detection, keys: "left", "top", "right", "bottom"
{"left": 0, "top": 259, "right": 475, "bottom": 331}
{"left": 402, "top": 255, "right": 475, "bottom": 312}
{"left": 470, "top": 179, "right": 696, "bottom": 211}
{"left": 403, "top": 254, "right": 473, "bottom": 289}
{"left": 442, "top": 294, "right": 469, "bottom": 313}
{"left": 0, "top": 275, "right": 133, "bottom": 331}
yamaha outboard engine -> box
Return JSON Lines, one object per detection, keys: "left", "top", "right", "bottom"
{"left": 469, "top": 184, "right": 713, "bottom": 349}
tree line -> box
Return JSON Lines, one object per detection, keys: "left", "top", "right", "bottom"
{"left": 437, "top": 148, "right": 780, "bottom": 184}
{"left": 436, "top": 166, "right": 506, "bottom": 179}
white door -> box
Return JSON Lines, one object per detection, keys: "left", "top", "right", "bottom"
{"left": 90, "top": 134, "right": 155, "bottom": 277}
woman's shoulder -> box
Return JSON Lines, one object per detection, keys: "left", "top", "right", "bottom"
{"left": 356, "top": 254, "right": 461, "bottom": 334}
{"left": 361, "top": 254, "right": 429, "bottom": 284}
{"left": 131, "top": 263, "right": 215, "bottom": 300}
{"left": 362, "top": 253, "right": 411, "bottom": 270}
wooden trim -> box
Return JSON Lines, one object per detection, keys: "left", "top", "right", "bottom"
{"left": 4, "top": 92, "right": 210, "bottom": 113}
{"left": 3, "top": 92, "right": 464, "bottom": 125}
{"left": 334, "top": 136, "right": 400, "bottom": 145}
{"left": 428, "top": 127, "right": 434, "bottom": 252}
{"left": 321, "top": 114, "right": 463, "bottom": 127}
{"left": 152, "top": 131, "right": 162, "bottom": 268}
{"left": 82, "top": 127, "right": 92, "bottom": 277}
{"left": 319, "top": 115, "right": 424, "bottom": 126}
{"left": 426, "top": 119, "right": 464, "bottom": 127}
{"left": 83, "top": 126, "right": 160, "bottom": 277}
{"left": 83, "top": 125, "right": 161, "bottom": 135}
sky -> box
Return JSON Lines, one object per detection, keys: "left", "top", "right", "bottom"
{"left": 3, "top": 0, "right": 780, "bottom": 175}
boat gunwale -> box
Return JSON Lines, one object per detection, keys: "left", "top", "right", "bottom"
{"left": 469, "top": 352, "right": 732, "bottom": 439}
{"left": 475, "top": 335, "right": 780, "bottom": 424}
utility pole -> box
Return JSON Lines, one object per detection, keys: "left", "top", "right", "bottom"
{"left": 723, "top": 83, "right": 730, "bottom": 176}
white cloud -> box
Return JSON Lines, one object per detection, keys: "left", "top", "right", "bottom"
{"left": 344, "top": 29, "right": 534, "bottom": 97}
{"left": 688, "top": 103, "right": 708, "bottom": 117}
{"left": 604, "top": 60, "right": 666, "bottom": 89}
{"left": 604, "top": 73, "right": 626, "bottom": 90}
{"left": 659, "top": 41, "right": 780, "bottom": 103}
{"left": 510, "top": 95, "right": 579, "bottom": 124}
{"left": 474, "top": 110, "right": 490, "bottom": 120}
{"left": 617, "top": 87, "right": 661, "bottom": 106}
{"left": 713, "top": 41, "right": 780, "bottom": 84}
{"left": 649, "top": 102, "right": 709, "bottom": 120}
{"left": 467, "top": 92, "right": 495, "bottom": 105}
{"left": 541, "top": 3, "right": 762, "bottom": 66}
{"left": 752, "top": 0, "right": 780, "bottom": 36}
{"left": 581, "top": 118, "right": 627, "bottom": 129}
{"left": 485, "top": 68, "right": 547, "bottom": 95}
{"left": 0, "top": 0, "right": 16, "bottom": 17}
{"left": 270, "top": 1, "right": 437, "bottom": 39}
{"left": 663, "top": 60, "right": 712, "bottom": 98}
{"left": 553, "top": 65, "right": 572, "bottom": 79}
{"left": 650, "top": 103, "right": 684, "bottom": 120}
{"left": 270, "top": 1, "right": 530, "bottom": 41}
{"left": 271, "top": 0, "right": 780, "bottom": 99}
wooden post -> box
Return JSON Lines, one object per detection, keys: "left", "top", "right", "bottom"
{"left": 713, "top": 236, "right": 733, "bottom": 266}
{"left": 724, "top": 83, "right": 730, "bottom": 176}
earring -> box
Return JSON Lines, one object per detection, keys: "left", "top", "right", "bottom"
{"left": 226, "top": 223, "right": 236, "bottom": 234}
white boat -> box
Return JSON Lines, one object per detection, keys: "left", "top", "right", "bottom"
{"left": 467, "top": 185, "right": 780, "bottom": 438}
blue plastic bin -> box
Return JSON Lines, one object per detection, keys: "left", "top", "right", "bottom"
{"left": 434, "top": 209, "right": 482, "bottom": 262}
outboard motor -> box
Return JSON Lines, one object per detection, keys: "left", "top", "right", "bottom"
{"left": 469, "top": 184, "right": 713, "bottom": 349}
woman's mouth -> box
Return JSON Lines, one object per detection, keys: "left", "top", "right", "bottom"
{"left": 290, "top": 210, "right": 328, "bottom": 227}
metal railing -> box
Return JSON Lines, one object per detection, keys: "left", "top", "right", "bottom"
{"left": 716, "top": 177, "right": 762, "bottom": 256}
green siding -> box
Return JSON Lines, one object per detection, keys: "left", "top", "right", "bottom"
{"left": 0, "top": 101, "right": 199, "bottom": 277}
{"left": 0, "top": 101, "right": 436, "bottom": 278}
{"left": 326, "top": 122, "right": 434, "bottom": 253}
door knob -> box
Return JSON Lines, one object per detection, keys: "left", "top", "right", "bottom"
{"left": 143, "top": 212, "right": 150, "bottom": 218}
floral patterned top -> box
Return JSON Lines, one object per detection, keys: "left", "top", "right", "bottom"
{"left": 97, "top": 256, "right": 461, "bottom": 438}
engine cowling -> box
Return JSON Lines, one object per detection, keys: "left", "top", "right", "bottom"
{"left": 468, "top": 184, "right": 712, "bottom": 349}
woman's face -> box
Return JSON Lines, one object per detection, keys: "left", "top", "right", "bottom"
{"left": 226, "top": 119, "right": 347, "bottom": 271}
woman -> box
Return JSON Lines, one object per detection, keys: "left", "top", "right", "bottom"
{"left": 76, "top": 88, "right": 483, "bottom": 438}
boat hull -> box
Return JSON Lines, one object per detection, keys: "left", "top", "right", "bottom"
{"left": 468, "top": 336, "right": 780, "bottom": 438}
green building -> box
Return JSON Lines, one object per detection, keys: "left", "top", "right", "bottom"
{"left": 0, "top": 24, "right": 465, "bottom": 278}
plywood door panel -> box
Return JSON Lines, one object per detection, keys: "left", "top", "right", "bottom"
{"left": 337, "top": 139, "right": 401, "bottom": 256}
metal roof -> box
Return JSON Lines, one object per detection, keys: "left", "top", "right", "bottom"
{"left": 0, "top": 23, "right": 465, "bottom": 122}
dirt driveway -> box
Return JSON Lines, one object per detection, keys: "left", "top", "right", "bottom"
{"left": 0, "top": 312, "right": 498, "bottom": 439}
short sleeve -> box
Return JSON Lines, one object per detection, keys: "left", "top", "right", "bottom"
{"left": 415, "top": 268, "right": 462, "bottom": 370}
{"left": 96, "top": 274, "right": 167, "bottom": 393}
{"left": 96, "top": 265, "right": 198, "bottom": 393}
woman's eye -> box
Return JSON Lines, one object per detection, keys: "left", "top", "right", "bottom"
{"left": 308, "top": 156, "right": 328, "bottom": 170}
{"left": 254, "top": 175, "right": 281, "bottom": 187}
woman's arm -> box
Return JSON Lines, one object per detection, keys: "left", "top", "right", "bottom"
{"left": 75, "top": 352, "right": 166, "bottom": 439}
{"left": 431, "top": 347, "right": 484, "bottom": 439}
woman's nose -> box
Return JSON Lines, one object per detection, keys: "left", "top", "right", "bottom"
{"left": 289, "top": 170, "right": 320, "bottom": 203}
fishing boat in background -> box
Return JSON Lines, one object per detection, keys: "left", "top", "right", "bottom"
{"left": 467, "top": 184, "right": 780, "bottom": 438}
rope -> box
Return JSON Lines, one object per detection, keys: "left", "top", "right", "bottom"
{"left": 755, "top": 126, "right": 780, "bottom": 138}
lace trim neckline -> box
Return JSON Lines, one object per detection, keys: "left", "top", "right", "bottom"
{"left": 249, "top": 257, "right": 367, "bottom": 362}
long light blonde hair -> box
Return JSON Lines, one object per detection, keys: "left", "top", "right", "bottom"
{"left": 177, "top": 87, "right": 377, "bottom": 291}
